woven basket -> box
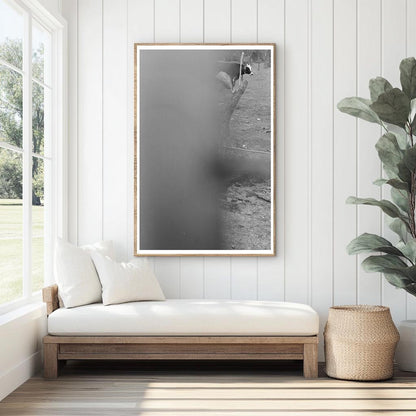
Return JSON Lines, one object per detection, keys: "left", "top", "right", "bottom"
{"left": 324, "top": 305, "right": 399, "bottom": 381}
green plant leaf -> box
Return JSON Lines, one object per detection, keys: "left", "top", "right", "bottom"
{"left": 404, "top": 282, "right": 416, "bottom": 296}
{"left": 383, "top": 272, "right": 412, "bottom": 288}
{"left": 387, "top": 178, "right": 410, "bottom": 191}
{"left": 373, "top": 178, "right": 388, "bottom": 186}
{"left": 402, "top": 265, "right": 416, "bottom": 282}
{"left": 362, "top": 254, "right": 408, "bottom": 271}
{"left": 389, "top": 217, "right": 409, "bottom": 241}
{"left": 400, "top": 57, "right": 416, "bottom": 100}
{"left": 337, "top": 97, "right": 382, "bottom": 125}
{"left": 411, "top": 98, "right": 416, "bottom": 133}
{"left": 394, "top": 130, "right": 410, "bottom": 150}
{"left": 398, "top": 161, "right": 412, "bottom": 185}
{"left": 346, "top": 196, "right": 406, "bottom": 219}
{"left": 412, "top": 114, "right": 416, "bottom": 133}
{"left": 410, "top": 98, "right": 416, "bottom": 126}
{"left": 369, "top": 77, "right": 393, "bottom": 102}
{"left": 347, "top": 233, "right": 403, "bottom": 256}
{"left": 370, "top": 88, "right": 410, "bottom": 127}
{"left": 403, "top": 146, "right": 416, "bottom": 171}
{"left": 375, "top": 132, "right": 404, "bottom": 173}
{"left": 391, "top": 187, "right": 409, "bottom": 213}
{"left": 384, "top": 166, "right": 400, "bottom": 180}
{"left": 373, "top": 178, "right": 410, "bottom": 191}
{"left": 361, "top": 255, "right": 415, "bottom": 288}
{"left": 397, "top": 240, "right": 416, "bottom": 263}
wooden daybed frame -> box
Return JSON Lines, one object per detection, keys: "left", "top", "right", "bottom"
{"left": 42, "top": 285, "right": 319, "bottom": 379}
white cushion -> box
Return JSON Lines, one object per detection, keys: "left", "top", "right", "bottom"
{"left": 90, "top": 253, "right": 165, "bottom": 305}
{"left": 81, "top": 240, "right": 115, "bottom": 259}
{"left": 54, "top": 239, "right": 114, "bottom": 308}
{"left": 47, "top": 299, "right": 319, "bottom": 336}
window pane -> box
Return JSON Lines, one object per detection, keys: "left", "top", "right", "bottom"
{"left": 32, "top": 81, "right": 46, "bottom": 155}
{"left": 0, "top": 65, "right": 23, "bottom": 148}
{"left": 0, "top": 0, "right": 24, "bottom": 70}
{"left": 32, "top": 20, "right": 51, "bottom": 85}
{"left": 32, "top": 156, "right": 43, "bottom": 293}
{"left": 0, "top": 147, "right": 23, "bottom": 305}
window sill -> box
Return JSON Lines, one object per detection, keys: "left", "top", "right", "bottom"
{"left": 0, "top": 291, "right": 42, "bottom": 315}
{"left": 0, "top": 299, "right": 45, "bottom": 327}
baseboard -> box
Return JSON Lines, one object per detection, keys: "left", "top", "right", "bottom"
{"left": 0, "top": 350, "right": 42, "bottom": 401}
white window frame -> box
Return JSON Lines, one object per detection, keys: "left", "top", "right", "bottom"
{"left": 0, "top": 0, "right": 67, "bottom": 315}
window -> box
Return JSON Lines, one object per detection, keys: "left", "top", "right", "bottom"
{"left": 0, "top": 0, "right": 66, "bottom": 312}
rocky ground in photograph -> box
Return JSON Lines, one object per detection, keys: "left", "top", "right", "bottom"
{"left": 220, "top": 64, "right": 272, "bottom": 250}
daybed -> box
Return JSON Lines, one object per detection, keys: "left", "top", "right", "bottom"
{"left": 42, "top": 284, "right": 320, "bottom": 379}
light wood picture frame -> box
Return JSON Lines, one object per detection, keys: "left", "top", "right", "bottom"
{"left": 134, "top": 44, "right": 276, "bottom": 256}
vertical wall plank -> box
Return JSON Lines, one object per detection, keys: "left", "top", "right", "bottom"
{"left": 257, "top": 0, "right": 285, "bottom": 301}
{"left": 152, "top": 0, "right": 181, "bottom": 297}
{"left": 103, "top": 0, "right": 128, "bottom": 260}
{"left": 284, "top": 0, "right": 309, "bottom": 304}
{"left": 77, "top": 0, "right": 103, "bottom": 245}
{"left": 310, "top": 0, "right": 333, "bottom": 359}
{"left": 127, "top": 0, "right": 154, "bottom": 262}
{"left": 204, "top": 0, "right": 231, "bottom": 42}
{"left": 407, "top": 0, "right": 416, "bottom": 57}
{"left": 61, "top": 0, "right": 77, "bottom": 245}
{"left": 154, "top": 258, "right": 181, "bottom": 298}
{"left": 381, "top": 0, "right": 407, "bottom": 323}
{"left": 179, "top": 0, "right": 205, "bottom": 298}
{"left": 356, "top": 0, "right": 382, "bottom": 305}
{"left": 203, "top": 0, "right": 232, "bottom": 298}
{"left": 180, "top": 258, "right": 204, "bottom": 298}
{"left": 231, "top": 0, "right": 257, "bottom": 41}
{"left": 407, "top": 0, "right": 416, "bottom": 319}
{"left": 127, "top": 0, "right": 154, "bottom": 275}
{"left": 155, "top": 0, "right": 180, "bottom": 42}
{"left": 229, "top": 0, "right": 258, "bottom": 299}
{"left": 333, "top": 0, "right": 357, "bottom": 305}
{"left": 231, "top": 258, "right": 257, "bottom": 299}
{"left": 205, "top": 258, "right": 231, "bottom": 298}
{"left": 180, "top": 0, "right": 203, "bottom": 41}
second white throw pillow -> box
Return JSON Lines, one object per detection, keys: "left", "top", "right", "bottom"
{"left": 91, "top": 253, "right": 165, "bottom": 306}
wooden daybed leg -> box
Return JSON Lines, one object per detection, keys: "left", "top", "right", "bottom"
{"left": 44, "top": 343, "right": 59, "bottom": 379}
{"left": 303, "top": 343, "right": 318, "bottom": 379}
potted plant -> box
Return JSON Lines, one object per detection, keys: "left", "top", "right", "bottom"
{"left": 338, "top": 57, "right": 416, "bottom": 372}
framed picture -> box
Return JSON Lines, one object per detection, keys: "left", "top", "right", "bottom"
{"left": 134, "top": 43, "right": 275, "bottom": 256}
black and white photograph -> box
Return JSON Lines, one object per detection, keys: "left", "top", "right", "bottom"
{"left": 134, "top": 44, "right": 275, "bottom": 256}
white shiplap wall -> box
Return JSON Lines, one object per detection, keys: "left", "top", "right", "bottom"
{"left": 61, "top": 0, "right": 415, "bottom": 356}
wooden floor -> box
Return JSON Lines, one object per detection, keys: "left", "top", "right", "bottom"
{"left": 1, "top": 360, "right": 416, "bottom": 415}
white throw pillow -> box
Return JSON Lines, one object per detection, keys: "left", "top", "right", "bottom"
{"left": 81, "top": 240, "right": 115, "bottom": 259}
{"left": 90, "top": 253, "right": 165, "bottom": 306}
{"left": 55, "top": 239, "right": 114, "bottom": 308}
